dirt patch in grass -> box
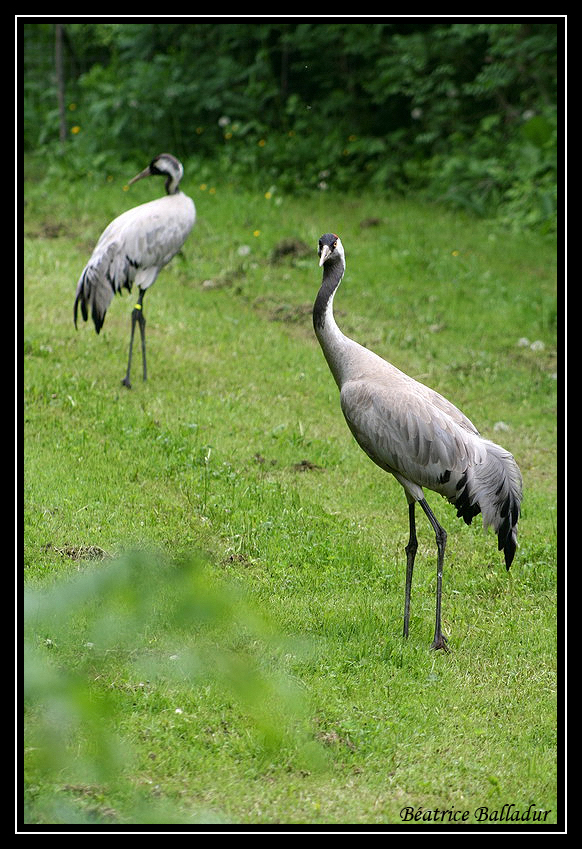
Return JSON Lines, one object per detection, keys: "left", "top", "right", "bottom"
{"left": 46, "top": 544, "right": 110, "bottom": 561}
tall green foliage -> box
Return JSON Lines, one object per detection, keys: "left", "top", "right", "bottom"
{"left": 22, "top": 20, "right": 558, "bottom": 230}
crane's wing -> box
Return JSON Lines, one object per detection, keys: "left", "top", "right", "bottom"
{"left": 339, "top": 376, "right": 485, "bottom": 499}
{"left": 94, "top": 194, "right": 195, "bottom": 278}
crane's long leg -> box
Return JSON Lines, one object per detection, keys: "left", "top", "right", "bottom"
{"left": 138, "top": 299, "right": 147, "bottom": 383}
{"left": 122, "top": 290, "right": 146, "bottom": 388}
{"left": 419, "top": 498, "right": 449, "bottom": 651}
{"left": 403, "top": 499, "right": 417, "bottom": 639}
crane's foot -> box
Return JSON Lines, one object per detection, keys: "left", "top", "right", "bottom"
{"left": 430, "top": 633, "right": 449, "bottom": 652}
{"left": 121, "top": 376, "right": 132, "bottom": 389}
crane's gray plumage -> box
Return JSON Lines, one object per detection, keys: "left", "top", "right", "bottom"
{"left": 74, "top": 153, "right": 195, "bottom": 387}
{"left": 314, "top": 233, "right": 522, "bottom": 650}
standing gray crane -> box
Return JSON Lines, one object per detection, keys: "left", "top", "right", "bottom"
{"left": 314, "top": 233, "right": 523, "bottom": 650}
{"left": 74, "top": 153, "right": 196, "bottom": 387}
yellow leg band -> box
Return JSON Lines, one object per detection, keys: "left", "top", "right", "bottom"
{"left": 134, "top": 303, "right": 142, "bottom": 310}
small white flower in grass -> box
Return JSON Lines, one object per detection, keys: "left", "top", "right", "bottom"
{"left": 237, "top": 244, "right": 251, "bottom": 257}
{"left": 519, "top": 337, "right": 545, "bottom": 351}
{"left": 175, "top": 708, "right": 183, "bottom": 714}
{"left": 493, "top": 421, "right": 511, "bottom": 432}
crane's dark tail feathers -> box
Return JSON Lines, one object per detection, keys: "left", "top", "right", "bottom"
{"left": 452, "top": 440, "right": 522, "bottom": 570}
{"left": 74, "top": 267, "right": 110, "bottom": 335}
{"left": 73, "top": 288, "right": 88, "bottom": 329}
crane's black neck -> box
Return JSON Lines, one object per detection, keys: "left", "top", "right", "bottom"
{"left": 313, "top": 260, "right": 345, "bottom": 333}
{"left": 165, "top": 176, "right": 181, "bottom": 195}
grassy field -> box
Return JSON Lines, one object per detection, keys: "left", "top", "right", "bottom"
{"left": 22, "top": 159, "right": 558, "bottom": 827}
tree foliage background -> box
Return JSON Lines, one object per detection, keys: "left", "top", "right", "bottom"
{"left": 22, "top": 20, "right": 559, "bottom": 231}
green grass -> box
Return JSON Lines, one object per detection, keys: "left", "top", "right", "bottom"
{"left": 23, "top": 161, "right": 558, "bottom": 826}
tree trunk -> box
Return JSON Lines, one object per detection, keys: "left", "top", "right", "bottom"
{"left": 55, "top": 24, "right": 66, "bottom": 144}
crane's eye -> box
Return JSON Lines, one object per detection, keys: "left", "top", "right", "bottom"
{"left": 332, "top": 240, "right": 337, "bottom": 250}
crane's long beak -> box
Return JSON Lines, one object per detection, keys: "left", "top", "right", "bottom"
{"left": 128, "top": 165, "right": 153, "bottom": 186}
{"left": 319, "top": 244, "right": 332, "bottom": 267}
